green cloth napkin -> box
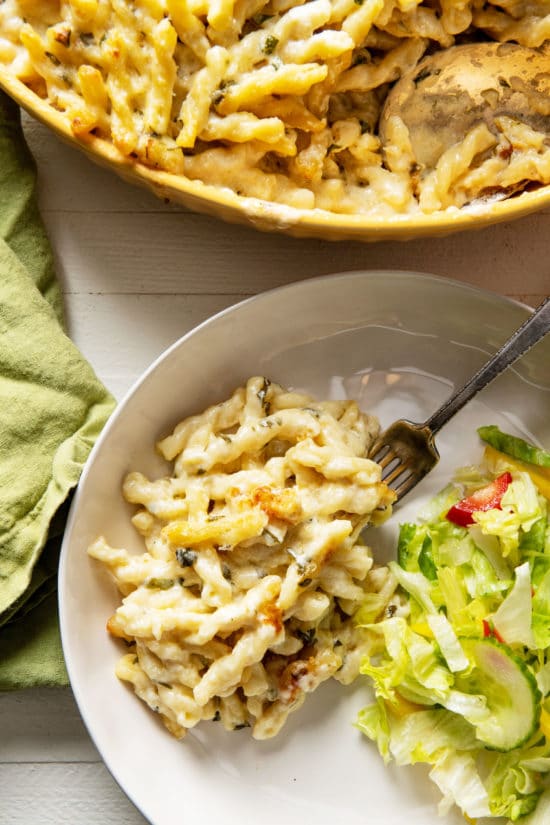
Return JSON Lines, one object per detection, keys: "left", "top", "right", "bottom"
{"left": 0, "top": 91, "right": 116, "bottom": 689}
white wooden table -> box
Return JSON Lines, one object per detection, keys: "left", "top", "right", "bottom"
{"left": 0, "top": 112, "right": 548, "bottom": 825}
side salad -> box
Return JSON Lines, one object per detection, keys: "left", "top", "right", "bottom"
{"left": 357, "top": 426, "right": 550, "bottom": 822}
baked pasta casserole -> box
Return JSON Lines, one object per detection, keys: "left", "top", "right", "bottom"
{"left": 0, "top": 0, "right": 549, "bottom": 216}
{"left": 88, "top": 377, "right": 397, "bottom": 739}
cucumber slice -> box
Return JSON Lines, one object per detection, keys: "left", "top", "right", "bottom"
{"left": 458, "top": 638, "right": 541, "bottom": 751}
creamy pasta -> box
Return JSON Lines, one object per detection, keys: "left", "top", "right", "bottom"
{"left": 88, "top": 377, "right": 397, "bottom": 739}
{"left": 0, "top": 0, "right": 549, "bottom": 216}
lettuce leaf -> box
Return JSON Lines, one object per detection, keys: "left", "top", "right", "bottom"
{"left": 429, "top": 750, "right": 491, "bottom": 818}
{"left": 532, "top": 568, "right": 550, "bottom": 649}
{"left": 492, "top": 561, "right": 536, "bottom": 648}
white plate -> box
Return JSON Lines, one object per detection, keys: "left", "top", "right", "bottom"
{"left": 59, "top": 271, "right": 550, "bottom": 825}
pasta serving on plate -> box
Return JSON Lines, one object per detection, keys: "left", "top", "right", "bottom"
{"left": 0, "top": 0, "right": 549, "bottom": 216}
{"left": 88, "top": 377, "right": 397, "bottom": 739}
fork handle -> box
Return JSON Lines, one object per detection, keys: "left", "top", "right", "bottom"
{"left": 425, "top": 296, "right": 550, "bottom": 435}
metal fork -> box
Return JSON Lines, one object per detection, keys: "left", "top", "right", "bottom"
{"left": 368, "top": 296, "right": 550, "bottom": 502}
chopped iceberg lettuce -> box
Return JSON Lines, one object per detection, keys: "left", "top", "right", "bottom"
{"left": 357, "top": 431, "right": 550, "bottom": 822}
{"left": 492, "top": 561, "right": 536, "bottom": 648}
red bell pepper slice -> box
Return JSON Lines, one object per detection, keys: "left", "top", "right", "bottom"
{"left": 446, "top": 472, "right": 512, "bottom": 527}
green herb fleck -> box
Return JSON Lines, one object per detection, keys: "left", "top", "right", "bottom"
{"left": 262, "top": 35, "right": 279, "bottom": 55}
{"left": 253, "top": 12, "right": 273, "bottom": 24}
{"left": 414, "top": 67, "right": 431, "bottom": 85}
{"left": 45, "top": 52, "right": 61, "bottom": 66}
{"left": 414, "top": 66, "right": 440, "bottom": 86}
{"left": 176, "top": 548, "right": 197, "bottom": 567}
{"left": 257, "top": 377, "right": 271, "bottom": 414}
{"left": 212, "top": 78, "right": 235, "bottom": 104}
{"left": 296, "top": 627, "right": 316, "bottom": 645}
{"left": 146, "top": 577, "right": 175, "bottom": 590}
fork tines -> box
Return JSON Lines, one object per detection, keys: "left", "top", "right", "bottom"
{"left": 368, "top": 419, "right": 440, "bottom": 503}
{"left": 370, "top": 442, "right": 418, "bottom": 501}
